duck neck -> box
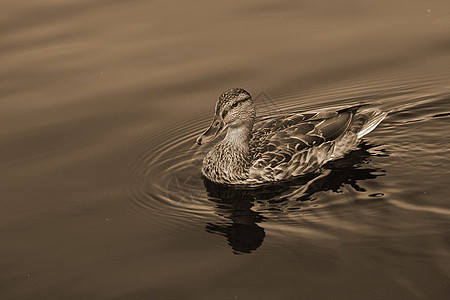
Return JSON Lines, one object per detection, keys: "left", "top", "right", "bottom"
{"left": 203, "top": 123, "right": 254, "bottom": 183}
{"left": 223, "top": 124, "right": 253, "bottom": 150}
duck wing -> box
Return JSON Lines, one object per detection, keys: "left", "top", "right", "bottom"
{"left": 248, "top": 107, "right": 359, "bottom": 182}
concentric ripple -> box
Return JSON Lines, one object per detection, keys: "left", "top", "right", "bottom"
{"left": 127, "top": 74, "right": 450, "bottom": 252}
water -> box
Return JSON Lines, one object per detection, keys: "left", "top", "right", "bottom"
{"left": 1, "top": 1, "right": 450, "bottom": 298}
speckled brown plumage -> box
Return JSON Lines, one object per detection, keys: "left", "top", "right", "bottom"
{"left": 197, "top": 88, "right": 386, "bottom": 185}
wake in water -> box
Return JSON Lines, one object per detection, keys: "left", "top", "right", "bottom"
{"left": 128, "top": 78, "right": 450, "bottom": 254}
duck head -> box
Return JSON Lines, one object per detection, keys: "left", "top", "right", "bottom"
{"left": 196, "top": 88, "right": 256, "bottom": 145}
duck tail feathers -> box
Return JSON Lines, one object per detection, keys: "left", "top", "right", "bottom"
{"left": 356, "top": 108, "right": 387, "bottom": 139}
{"left": 336, "top": 103, "right": 369, "bottom": 114}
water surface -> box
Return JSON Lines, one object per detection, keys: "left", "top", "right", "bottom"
{"left": 1, "top": 0, "right": 450, "bottom": 299}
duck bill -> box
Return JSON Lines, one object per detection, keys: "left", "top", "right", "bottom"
{"left": 196, "top": 115, "right": 225, "bottom": 145}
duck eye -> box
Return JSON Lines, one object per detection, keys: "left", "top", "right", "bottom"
{"left": 231, "top": 102, "right": 239, "bottom": 108}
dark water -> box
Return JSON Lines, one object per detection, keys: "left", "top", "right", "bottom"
{"left": 2, "top": 1, "right": 450, "bottom": 299}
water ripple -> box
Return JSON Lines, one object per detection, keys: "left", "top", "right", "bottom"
{"left": 127, "top": 76, "right": 450, "bottom": 253}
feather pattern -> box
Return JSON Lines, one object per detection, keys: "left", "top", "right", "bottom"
{"left": 197, "top": 88, "right": 387, "bottom": 185}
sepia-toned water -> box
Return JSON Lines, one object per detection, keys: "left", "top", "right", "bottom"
{"left": 1, "top": 1, "right": 450, "bottom": 299}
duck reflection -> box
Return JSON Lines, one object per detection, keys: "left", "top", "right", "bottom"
{"left": 203, "top": 143, "right": 387, "bottom": 254}
{"left": 204, "top": 183, "right": 266, "bottom": 254}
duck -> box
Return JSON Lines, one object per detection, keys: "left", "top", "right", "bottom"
{"left": 196, "top": 88, "right": 387, "bottom": 185}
